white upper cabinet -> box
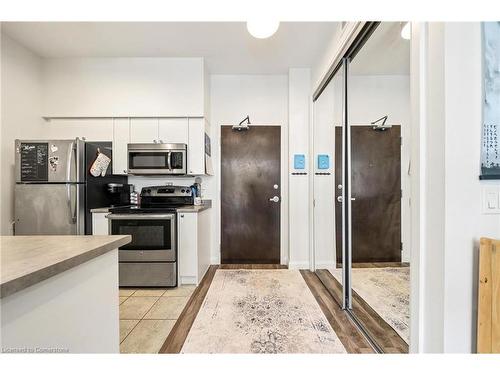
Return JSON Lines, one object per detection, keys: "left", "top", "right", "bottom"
{"left": 130, "top": 118, "right": 159, "bottom": 143}
{"left": 187, "top": 118, "right": 207, "bottom": 175}
{"left": 42, "top": 58, "right": 206, "bottom": 118}
{"left": 112, "top": 119, "right": 130, "bottom": 175}
{"left": 158, "top": 118, "right": 188, "bottom": 144}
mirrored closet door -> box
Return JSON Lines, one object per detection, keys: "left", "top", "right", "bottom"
{"left": 313, "top": 22, "right": 411, "bottom": 353}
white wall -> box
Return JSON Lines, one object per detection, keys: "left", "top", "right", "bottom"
{"left": 417, "top": 22, "right": 500, "bottom": 353}
{"left": 0, "top": 32, "right": 44, "bottom": 235}
{"left": 442, "top": 22, "right": 500, "bottom": 353}
{"left": 289, "top": 69, "right": 312, "bottom": 269}
{"left": 210, "top": 74, "right": 289, "bottom": 264}
{"left": 312, "top": 78, "right": 336, "bottom": 269}
{"left": 44, "top": 118, "right": 113, "bottom": 141}
{"left": 42, "top": 57, "right": 206, "bottom": 118}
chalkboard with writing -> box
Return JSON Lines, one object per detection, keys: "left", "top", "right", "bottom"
{"left": 20, "top": 143, "right": 48, "bottom": 181}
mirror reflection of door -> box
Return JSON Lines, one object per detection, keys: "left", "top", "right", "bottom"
{"left": 220, "top": 125, "right": 281, "bottom": 264}
{"left": 335, "top": 125, "right": 402, "bottom": 264}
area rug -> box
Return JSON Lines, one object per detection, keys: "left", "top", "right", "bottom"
{"left": 330, "top": 267, "right": 410, "bottom": 343}
{"left": 181, "top": 269, "right": 346, "bottom": 353}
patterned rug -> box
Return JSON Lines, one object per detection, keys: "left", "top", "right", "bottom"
{"left": 181, "top": 269, "right": 346, "bottom": 353}
{"left": 330, "top": 267, "right": 410, "bottom": 343}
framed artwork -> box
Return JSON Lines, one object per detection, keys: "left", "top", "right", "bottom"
{"left": 481, "top": 22, "right": 500, "bottom": 179}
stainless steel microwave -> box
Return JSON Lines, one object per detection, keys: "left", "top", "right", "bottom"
{"left": 127, "top": 143, "right": 187, "bottom": 175}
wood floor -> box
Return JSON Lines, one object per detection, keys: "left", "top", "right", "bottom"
{"left": 159, "top": 265, "right": 219, "bottom": 353}
{"left": 159, "top": 264, "right": 377, "bottom": 353}
{"left": 337, "top": 262, "right": 410, "bottom": 268}
{"left": 300, "top": 270, "right": 374, "bottom": 353}
{"left": 316, "top": 269, "right": 409, "bottom": 353}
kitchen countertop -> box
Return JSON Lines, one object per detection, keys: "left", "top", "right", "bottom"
{"left": 176, "top": 200, "right": 212, "bottom": 213}
{"left": 0, "top": 235, "right": 131, "bottom": 299}
{"left": 91, "top": 200, "right": 212, "bottom": 214}
{"left": 90, "top": 206, "right": 128, "bottom": 213}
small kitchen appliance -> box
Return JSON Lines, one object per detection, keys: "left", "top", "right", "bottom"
{"left": 127, "top": 143, "right": 187, "bottom": 175}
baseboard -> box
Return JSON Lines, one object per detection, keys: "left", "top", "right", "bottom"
{"left": 314, "top": 262, "right": 337, "bottom": 270}
{"left": 180, "top": 276, "right": 197, "bottom": 285}
{"left": 288, "top": 261, "right": 310, "bottom": 270}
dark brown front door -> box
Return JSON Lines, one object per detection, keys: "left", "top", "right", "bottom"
{"left": 335, "top": 126, "right": 402, "bottom": 263}
{"left": 221, "top": 126, "right": 281, "bottom": 264}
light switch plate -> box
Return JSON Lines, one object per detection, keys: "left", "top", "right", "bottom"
{"left": 482, "top": 185, "right": 500, "bottom": 214}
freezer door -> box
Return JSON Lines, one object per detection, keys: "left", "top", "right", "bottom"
{"left": 15, "top": 139, "right": 85, "bottom": 183}
{"left": 14, "top": 183, "right": 85, "bottom": 235}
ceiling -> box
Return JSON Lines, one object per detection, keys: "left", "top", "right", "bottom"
{"left": 350, "top": 22, "right": 410, "bottom": 75}
{"left": 2, "top": 22, "right": 340, "bottom": 74}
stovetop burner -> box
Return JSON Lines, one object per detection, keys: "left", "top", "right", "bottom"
{"left": 109, "top": 185, "right": 195, "bottom": 215}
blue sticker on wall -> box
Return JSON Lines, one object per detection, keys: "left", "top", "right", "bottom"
{"left": 294, "top": 154, "right": 306, "bottom": 169}
{"left": 317, "top": 154, "right": 330, "bottom": 170}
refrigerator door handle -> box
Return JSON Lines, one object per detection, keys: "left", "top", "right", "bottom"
{"left": 66, "top": 141, "right": 75, "bottom": 182}
{"left": 66, "top": 184, "right": 77, "bottom": 224}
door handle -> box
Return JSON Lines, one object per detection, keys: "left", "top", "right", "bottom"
{"left": 337, "top": 196, "right": 356, "bottom": 203}
{"left": 269, "top": 196, "right": 280, "bottom": 203}
{"left": 67, "top": 184, "right": 77, "bottom": 224}
{"left": 167, "top": 151, "right": 172, "bottom": 170}
{"left": 66, "top": 141, "right": 75, "bottom": 182}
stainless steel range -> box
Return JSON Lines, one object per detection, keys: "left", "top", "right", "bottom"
{"left": 107, "top": 185, "right": 194, "bottom": 287}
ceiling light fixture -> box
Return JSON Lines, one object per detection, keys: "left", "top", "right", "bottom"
{"left": 247, "top": 20, "right": 280, "bottom": 39}
{"left": 401, "top": 22, "right": 411, "bottom": 40}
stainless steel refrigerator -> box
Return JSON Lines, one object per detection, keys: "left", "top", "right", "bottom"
{"left": 14, "top": 138, "right": 127, "bottom": 235}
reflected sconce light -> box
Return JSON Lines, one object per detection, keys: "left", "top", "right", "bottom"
{"left": 232, "top": 115, "right": 251, "bottom": 131}
{"left": 401, "top": 22, "right": 411, "bottom": 40}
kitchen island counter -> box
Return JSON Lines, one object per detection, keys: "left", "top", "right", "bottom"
{"left": 1, "top": 235, "right": 130, "bottom": 353}
{"left": 0, "top": 235, "right": 130, "bottom": 298}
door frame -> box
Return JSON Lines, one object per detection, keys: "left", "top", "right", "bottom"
{"left": 217, "top": 123, "right": 288, "bottom": 266}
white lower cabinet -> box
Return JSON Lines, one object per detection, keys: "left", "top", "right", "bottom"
{"left": 178, "top": 209, "right": 211, "bottom": 285}
{"left": 92, "top": 212, "right": 109, "bottom": 235}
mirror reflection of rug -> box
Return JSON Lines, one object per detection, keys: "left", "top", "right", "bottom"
{"left": 181, "top": 270, "right": 346, "bottom": 353}
{"left": 331, "top": 267, "right": 410, "bottom": 343}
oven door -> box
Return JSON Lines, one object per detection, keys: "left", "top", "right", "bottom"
{"left": 108, "top": 214, "right": 176, "bottom": 262}
{"left": 127, "top": 145, "right": 186, "bottom": 175}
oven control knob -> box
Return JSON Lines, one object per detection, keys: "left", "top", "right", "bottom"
{"left": 181, "top": 189, "right": 185, "bottom": 193}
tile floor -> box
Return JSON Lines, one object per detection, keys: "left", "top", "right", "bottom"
{"left": 119, "top": 285, "right": 196, "bottom": 353}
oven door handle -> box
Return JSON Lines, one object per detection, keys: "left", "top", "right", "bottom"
{"left": 167, "top": 151, "right": 172, "bottom": 170}
{"left": 106, "top": 214, "right": 176, "bottom": 220}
